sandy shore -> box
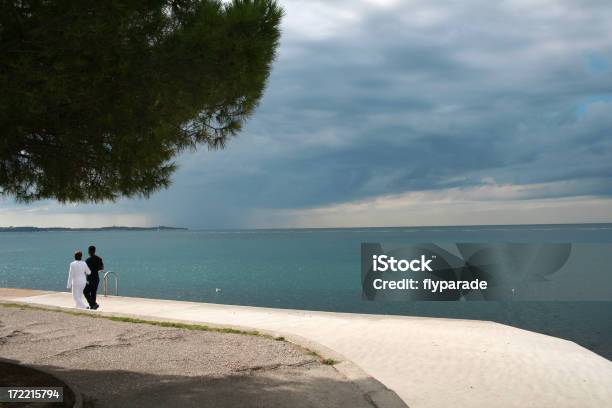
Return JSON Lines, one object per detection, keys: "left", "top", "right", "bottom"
{"left": 0, "top": 306, "right": 374, "bottom": 408}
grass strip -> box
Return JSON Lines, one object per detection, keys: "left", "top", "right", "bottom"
{"left": 0, "top": 302, "right": 262, "bottom": 336}
{"left": 0, "top": 301, "right": 338, "bottom": 365}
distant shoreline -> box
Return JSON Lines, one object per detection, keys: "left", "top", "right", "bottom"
{"left": 1, "top": 223, "right": 611, "bottom": 233}
{"left": 0, "top": 226, "right": 188, "bottom": 232}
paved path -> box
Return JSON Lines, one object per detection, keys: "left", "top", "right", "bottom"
{"left": 2, "top": 289, "right": 612, "bottom": 408}
{"left": 1, "top": 306, "right": 374, "bottom": 408}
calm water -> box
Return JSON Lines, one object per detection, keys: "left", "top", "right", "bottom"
{"left": 1, "top": 224, "right": 611, "bottom": 359}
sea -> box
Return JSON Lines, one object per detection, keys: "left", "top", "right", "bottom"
{"left": 1, "top": 224, "right": 611, "bottom": 360}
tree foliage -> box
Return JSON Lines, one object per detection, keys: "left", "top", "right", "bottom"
{"left": 0, "top": 0, "right": 282, "bottom": 202}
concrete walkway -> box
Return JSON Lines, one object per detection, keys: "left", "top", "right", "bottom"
{"left": 2, "top": 289, "right": 612, "bottom": 408}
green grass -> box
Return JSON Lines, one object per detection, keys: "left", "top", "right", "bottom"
{"left": 0, "top": 302, "right": 341, "bottom": 365}
{"left": 0, "top": 302, "right": 262, "bottom": 337}
{"left": 307, "top": 350, "right": 339, "bottom": 365}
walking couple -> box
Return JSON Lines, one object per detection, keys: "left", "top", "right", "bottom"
{"left": 67, "top": 245, "right": 104, "bottom": 309}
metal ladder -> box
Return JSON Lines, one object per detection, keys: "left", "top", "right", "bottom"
{"left": 103, "top": 271, "right": 119, "bottom": 296}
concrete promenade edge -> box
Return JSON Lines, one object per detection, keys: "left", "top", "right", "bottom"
{"left": 1, "top": 289, "right": 612, "bottom": 408}
{"left": 0, "top": 289, "right": 405, "bottom": 408}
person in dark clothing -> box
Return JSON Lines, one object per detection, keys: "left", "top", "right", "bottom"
{"left": 84, "top": 245, "right": 104, "bottom": 310}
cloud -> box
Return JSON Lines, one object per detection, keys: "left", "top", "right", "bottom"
{"left": 250, "top": 183, "right": 612, "bottom": 228}
{"left": 2, "top": 0, "right": 612, "bottom": 228}
{"left": 0, "top": 205, "right": 152, "bottom": 228}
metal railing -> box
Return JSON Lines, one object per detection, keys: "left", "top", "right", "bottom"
{"left": 103, "top": 271, "right": 119, "bottom": 296}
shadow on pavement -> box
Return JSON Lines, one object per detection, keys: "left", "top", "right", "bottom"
{"left": 3, "top": 361, "right": 379, "bottom": 408}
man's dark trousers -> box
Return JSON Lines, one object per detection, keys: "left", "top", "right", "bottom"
{"left": 84, "top": 278, "right": 99, "bottom": 308}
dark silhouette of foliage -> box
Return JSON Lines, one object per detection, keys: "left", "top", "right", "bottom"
{"left": 0, "top": 0, "right": 282, "bottom": 202}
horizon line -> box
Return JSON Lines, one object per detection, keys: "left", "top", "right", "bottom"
{"left": 2, "top": 222, "right": 612, "bottom": 232}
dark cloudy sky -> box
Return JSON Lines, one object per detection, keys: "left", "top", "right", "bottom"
{"left": 2, "top": 0, "right": 612, "bottom": 228}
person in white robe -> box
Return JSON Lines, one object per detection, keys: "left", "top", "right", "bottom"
{"left": 67, "top": 250, "right": 91, "bottom": 309}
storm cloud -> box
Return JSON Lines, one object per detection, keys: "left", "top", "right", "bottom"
{"left": 2, "top": 0, "right": 612, "bottom": 228}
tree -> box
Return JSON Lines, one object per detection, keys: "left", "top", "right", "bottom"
{"left": 0, "top": 0, "right": 282, "bottom": 202}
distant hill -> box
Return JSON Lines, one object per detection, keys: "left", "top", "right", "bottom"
{"left": 0, "top": 226, "right": 187, "bottom": 232}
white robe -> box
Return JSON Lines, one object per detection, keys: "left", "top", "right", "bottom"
{"left": 67, "top": 260, "right": 91, "bottom": 309}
